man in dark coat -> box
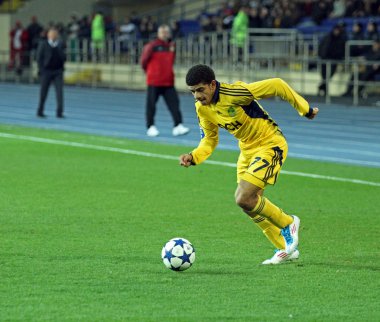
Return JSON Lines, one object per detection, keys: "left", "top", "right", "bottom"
{"left": 27, "top": 16, "right": 43, "bottom": 51}
{"left": 317, "top": 23, "right": 347, "bottom": 96}
{"left": 36, "top": 27, "right": 66, "bottom": 118}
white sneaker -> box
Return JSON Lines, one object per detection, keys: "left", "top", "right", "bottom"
{"left": 281, "top": 215, "right": 300, "bottom": 254}
{"left": 147, "top": 125, "right": 159, "bottom": 137}
{"left": 262, "top": 249, "right": 300, "bottom": 265}
{"left": 172, "top": 123, "right": 189, "bottom": 136}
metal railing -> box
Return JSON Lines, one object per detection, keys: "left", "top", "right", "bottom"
{"left": 1, "top": 32, "right": 379, "bottom": 106}
{"left": 344, "top": 40, "right": 374, "bottom": 63}
{"left": 60, "top": 29, "right": 304, "bottom": 64}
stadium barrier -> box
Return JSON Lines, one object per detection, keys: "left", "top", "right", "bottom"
{"left": 0, "top": 29, "right": 378, "bottom": 105}
{"left": 344, "top": 40, "right": 375, "bottom": 66}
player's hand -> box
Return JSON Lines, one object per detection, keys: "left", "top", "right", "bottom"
{"left": 179, "top": 154, "right": 193, "bottom": 167}
{"left": 306, "top": 107, "right": 319, "bottom": 120}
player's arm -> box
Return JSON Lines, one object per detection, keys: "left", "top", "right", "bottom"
{"left": 240, "top": 78, "right": 319, "bottom": 119}
{"left": 140, "top": 42, "right": 153, "bottom": 71}
{"left": 180, "top": 115, "right": 219, "bottom": 167}
{"left": 36, "top": 41, "right": 44, "bottom": 72}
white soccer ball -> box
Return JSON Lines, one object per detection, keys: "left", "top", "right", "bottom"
{"left": 161, "top": 237, "right": 196, "bottom": 271}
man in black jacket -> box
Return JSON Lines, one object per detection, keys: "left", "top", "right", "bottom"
{"left": 36, "top": 27, "right": 66, "bottom": 118}
{"left": 317, "top": 23, "right": 346, "bottom": 96}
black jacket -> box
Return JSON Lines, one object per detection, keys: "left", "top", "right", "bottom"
{"left": 318, "top": 31, "right": 346, "bottom": 60}
{"left": 36, "top": 39, "right": 66, "bottom": 72}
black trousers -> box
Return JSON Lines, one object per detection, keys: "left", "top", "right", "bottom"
{"left": 146, "top": 86, "right": 182, "bottom": 128}
{"left": 318, "top": 63, "right": 338, "bottom": 92}
{"left": 37, "top": 70, "right": 64, "bottom": 116}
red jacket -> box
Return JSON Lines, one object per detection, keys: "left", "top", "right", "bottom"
{"left": 140, "top": 39, "right": 175, "bottom": 86}
{"left": 10, "top": 27, "right": 29, "bottom": 51}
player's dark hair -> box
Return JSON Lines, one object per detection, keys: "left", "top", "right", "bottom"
{"left": 186, "top": 64, "right": 215, "bottom": 86}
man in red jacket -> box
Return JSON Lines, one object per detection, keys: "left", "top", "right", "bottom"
{"left": 8, "top": 21, "right": 29, "bottom": 73}
{"left": 140, "top": 25, "right": 189, "bottom": 137}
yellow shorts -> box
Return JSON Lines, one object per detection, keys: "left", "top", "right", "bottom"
{"left": 237, "top": 132, "right": 288, "bottom": 189}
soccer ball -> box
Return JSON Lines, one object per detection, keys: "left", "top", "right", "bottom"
{"left": 161, "top": 237, "right": 196, "bottom": 271}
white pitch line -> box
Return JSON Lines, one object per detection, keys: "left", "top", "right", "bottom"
{"left": 1, "top": 132, "right": 380, "bottom": 187}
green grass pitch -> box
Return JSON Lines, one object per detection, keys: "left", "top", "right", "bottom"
{"left": 1, "top": 125, "right": 379, "bottom": 321}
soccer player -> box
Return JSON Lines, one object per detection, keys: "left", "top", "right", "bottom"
{"left": 179, "top": 64, "right": 319, "bottom": 265}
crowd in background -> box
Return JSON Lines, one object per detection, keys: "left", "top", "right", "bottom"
{"left": 7, "top": 0, "right": 380, "bottom": 87}
{"left": 199, "top": 0, "right": 380, "bottom": 32}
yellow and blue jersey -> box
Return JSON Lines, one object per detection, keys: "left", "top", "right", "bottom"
{"left": 191, "top": 78, "right": 311, "bottom": 165}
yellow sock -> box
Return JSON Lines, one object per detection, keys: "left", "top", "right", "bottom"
{"left": 251, "top": 195, "right": 293, "bottom": 229}
{"left": 252, "top": 215, "right": 285, "bottom": 249}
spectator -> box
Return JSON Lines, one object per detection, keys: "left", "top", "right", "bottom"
{"left": 8, "top": 21, "right": 28, "bottom": 73}
{"left": 139, "top": 16, "right": 156, "bottom": 40}
{"left": 230, "top": 5, "right": 250, "bottom": 63}
{"left": 312, "top": 1, "right": 332, "bottom": 25}
{"left": 140, "top": 25, "right": 190, "bottom": 137}
{"left": 138, "top": 16, "right": 150, "bottom": 40}
{"left": 91, "top": 11, "right": 105, "bottom": 61}
{"left": 302, "top": 0, "right": 314, "bottom": 17}
{"left": 77, "top": 15, "right": 91, "bottom": 60}
{"left": 67, "top": 15, "right": 80, "bottom": 40}
{"left": 216, "top": 1, "right": 234, "bottom": 29}
{"left": 217, "top": 1, "right": 234, "bottom": 18}
{"left": 249, "top": 7, "right": 261, "bottom": 28}
{"left": 130, "top": 11, "right": 140, "bottom": 26}
{"left": 317, "top": 23, "right": 347, "bottom": 96}
{"left": 370, "top": 0, "right": 380, "bottom": 16}
{"left": 365, "top": 20, "right": 379, "bottom": 42}
{"left": 26, "top": 16, "right": 43, "bottom": 52}
{"left": 56, "top": 22, "right": 67, "bottom": 44}
{"left": 118, "top": 16, "right": 137, "bottom": 50}
{"left": 67, "top": 15, "right": 80, "bottom": 61}
{"left": 78, "top": 15, "right": 91, "bottom": 40}
{"left": 280, "top": 8, "right": 299, "bottom": 28}
{"left": 211, "top": 15, "right": 224, "bottom": 33}
{"left": 345, "top": 0, "right": 366, "bottom": 17}
{"left": 343, "top": 40, "right": 380, "bottom": 97}
{"left": 330, "top": 0, "right": 346, "bottom": 18}
{"left": 222, "top": 14, "right": 235, "bottom": 30}
{"left": 200, "top": 15, "right": 216, "bottom": 33}
{"left": 350, "top": 22, "right": 366, "bottom": 57}
{"left": 170, "top": 20, "right": 183, "bottom": 39}
{"left": 259, "top": 7, "right": 273, "bottom": 28}
{"left": 105, "top": 15, "right": 116, "bottom": 38}
{"left": 36, "top": 28, "right": 66, "bottom": 118}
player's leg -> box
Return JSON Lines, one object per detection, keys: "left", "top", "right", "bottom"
{"left": 318, "top": 63, "right": 327, "bottom": 95}
{"left": 162, "top": 87, "right": 189, "bottom": 136}
{"left": 162, "top": 86, "right": 182, "bottom": 126}
{"left": 37, "top": 72, "right": 52, "bottom": 116}
{"left": 235, "top": 179, "right": 300, "bottom": 255}
{"left": 146, "top": 86, "right": 160, "bottom": 136}
{"left": 52, "top": 71, "right": 64, "bottom": 117}
{"left": 236, "top": 134, "right": 300, "bottom": 254}
{"left": 235, "top": 179, "right": 293, "bottom": 228}
{"left": 236, "top": 152, "right": 285, "bottom": 249}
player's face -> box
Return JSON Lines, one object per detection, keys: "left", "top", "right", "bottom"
{"left": 188, "top": 80, "right": 217, "bottom": 105}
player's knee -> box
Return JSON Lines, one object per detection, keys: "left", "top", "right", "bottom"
{"left": 235, "top": 190, "right": 259, "bottom": 211}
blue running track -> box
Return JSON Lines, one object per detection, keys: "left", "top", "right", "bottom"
{"left": 0, "top": 83, "right": 379, "bottom": 167}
